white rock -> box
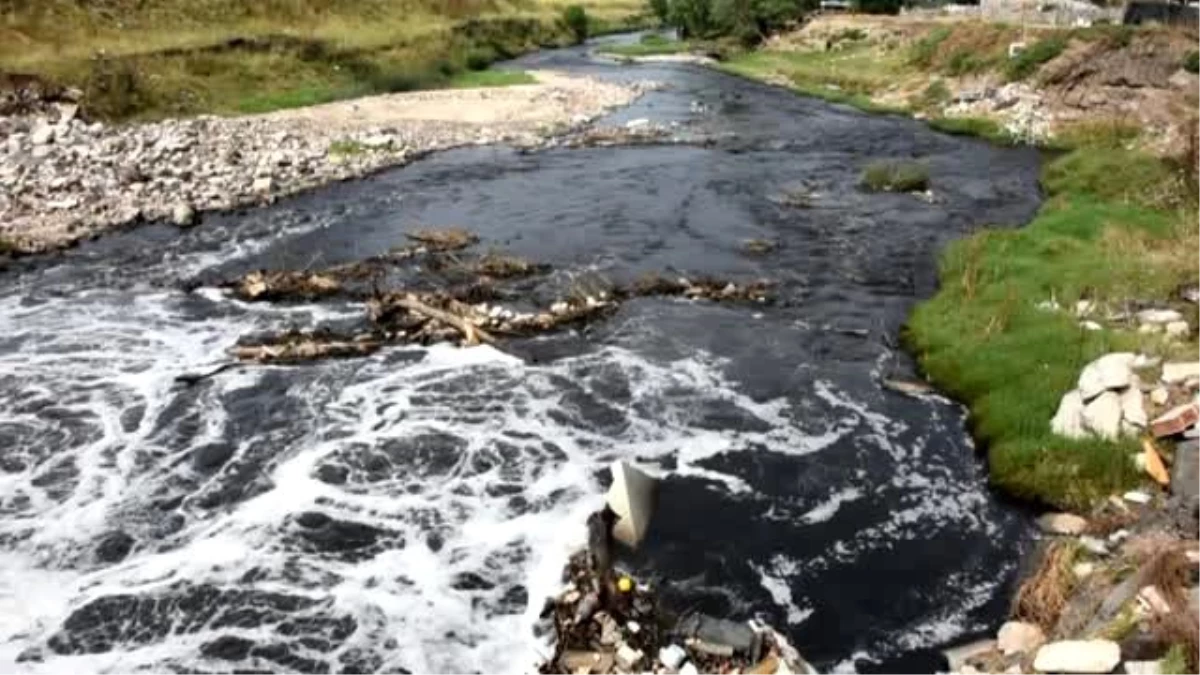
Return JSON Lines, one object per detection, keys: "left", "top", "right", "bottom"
{"left": 1139, "top": 323, "right": 1162, "bottom": 334}
{"left": 659, "top": 644, "right": 687, "bottom": 670}
{"left": 170, "top": 202, "right": 197, "bottom": 228}
{"left": 1082, "top": 391, "right": 1123, "bottom": 440}
{"left": 1123, "top": 660, "right": 1162, "bottom": 675}
{"left": 1076, "top": 299, "right": 1095, "bottom": 316}
{"left": 1079, "top": 535, "right": 1109, "bottom": 556}
{"left": 997, "top": 621, "right": 1045, "bottom": 656}
{"left": 1080, "top": 320, "right": 1102, "bottom": 331}
{"left": 1162, "top": 362, "right": 1200, "bottom": 384}
{"left": 1073, "top": 562, "right": 1095, "bottom": 579}
{"left": 1150, "top": 387, "right": 1170, "bottom": 405}
{"left": 1123, "top": 490, "right": 1152, "bottom": 504}
{"left": 680, "top": 662, "right": 699, "bottom": 675}
{"left": 615, "top": 644, "right": 643, "bottom": 671}
{"left": 1120, "top": 382, "right": 1147, "bottom": 430}
{"left": 1032, "top": 640, "right": 1120, "bottom": 673}
{"left": 1051, "top": 390, "right": 1088, "bottom": 439}
{"left": 1078, "top": 353, "right": 1136, "bottom": 400}
{"left": 30, "top": 124, "right": 56, "bottom": 145}
{"left": 625, "top": 117, "right": 650, "bottom": 129}
{"left": 252, "top": 176, "right": 274, "bottom": 194}
{"left": 1137, "top": 308, "right": 1183, "bottom": 324}
{"left": 1037, "top": 513, "right": 1088, "bottom": 535}
{"left": 1165, "top": 321, "right": 1189, "bottom": 338}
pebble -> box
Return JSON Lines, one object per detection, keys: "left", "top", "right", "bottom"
{"left": 1123, "top": 490, "right": 1152, "bottom": 504}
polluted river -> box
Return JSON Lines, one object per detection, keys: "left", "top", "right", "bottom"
{"left": 0, "top": 35, "right": 1045, "bottom": 673}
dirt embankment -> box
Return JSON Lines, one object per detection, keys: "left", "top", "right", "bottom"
{"left": 765, "top": 15, "right": 1199, "bottom": 153}
{"left": 0, "top": 71, "right": 656, "bottom": 255}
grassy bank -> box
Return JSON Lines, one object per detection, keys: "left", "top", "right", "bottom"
{"left": 906, "top": 148, "right": 1197, "bottom": 511}
{"left": 1, "top": 0, "right": 650, "bottom": 119}
{"left": 717, "top": 18, "right": 1199, "bottom": 511}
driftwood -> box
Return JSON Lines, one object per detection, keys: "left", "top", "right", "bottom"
{"left": 230, "top": 330, "right": 383, "bottom": 363}
{"left": 230, "top": 270, "right": 342, "bottom": 302}
{"left": 390, "top": 293, "right": 497, "bottom": 347}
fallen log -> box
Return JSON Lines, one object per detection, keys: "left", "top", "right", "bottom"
{"left": 230, "top": 329, "right": 384, "bottom": 363}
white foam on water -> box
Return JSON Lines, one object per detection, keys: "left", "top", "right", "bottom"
{"left": 799, "top": 487, "right": 863, "bottom": 524}
{"left": 750, "top": 556, "right": 813, "bottom": 626}
{"left": 3, "top": 278, "right": 871, "bottom": 672}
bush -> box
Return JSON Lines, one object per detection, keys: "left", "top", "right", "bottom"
{"left": 1004, "top": 34, "right": 1068, "bottom": 81}
{"left": 563, "top": 4, "right": 589, "bottom": 43}
{"left": 83, "top": 58, "right": 150, "bottom": 120}
{"left": 1184, "top": 50, "right": 1199, "bottom": 74}
{"left": 861, "top": 160, "right": 930, "bottom": 192}
{"left": 945, "top": 48, "right": 989, "bottom": 76}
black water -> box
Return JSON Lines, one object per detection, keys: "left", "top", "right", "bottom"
{"left": 0, "top": 35, "right": 1043, "bottom": 673}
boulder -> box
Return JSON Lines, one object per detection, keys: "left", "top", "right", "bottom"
{"left": 1120, "top": 382, "right": 1147, "bottom": 431}
{"left": 1078, "top": 353, "right": 1135, "bottom": 400}
{"left": 1150, "top": 402, "right": 1198, "bottom": 438}
{"left": 1032, "top": 640, "right": 1120, "bottom": 673}
{"left": 997, "top": 621, "right": 1045, "bottom": 656}
{"left": 1150, "top": 387, "right": 1169, "bottom": 406}
{"left": 605, "top": 460, "right": 656, "bottom": 549}
{"left": 1082, "top": 391, "right": 1123, "bottom": 440}
{"left": 1037, "top": 512, "right": 1088, "bottom": 535}
{"left": 1051, "top": 390, "right": 1088, "bottom": 439}
{"left": 1161, "top": 362, "right": 1200, "bottom": 384}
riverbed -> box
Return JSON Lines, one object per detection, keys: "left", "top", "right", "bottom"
{"left": 0, "top": 35, "right": 1044, "bottom": 673}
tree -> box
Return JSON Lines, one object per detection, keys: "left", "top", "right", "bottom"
{"left": 563, "top": 5, "right": 589, "bottom": 43}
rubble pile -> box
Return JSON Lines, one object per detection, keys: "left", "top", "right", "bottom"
{"left": 536, "top": 461, "right": 814, "bottom": 675}
{"left": 213, "top": 228, "right": 776, "bottom": 365}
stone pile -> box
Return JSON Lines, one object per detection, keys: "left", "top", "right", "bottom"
{"left": 1051, "top": 352, "right": 1199, "bottom": 443}
{"left": 0, "top": 75, "right": 654, "bottom": 254}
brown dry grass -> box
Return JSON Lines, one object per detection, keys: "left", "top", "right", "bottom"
{"left": 1013, "top": 540, "right": 1080, "bottom": 631}
{"left": 1084, "top": 510, "right": 1140, "bottom": 537}
{"left": 1150, "top": 610, "right": 1200, "bottom": 672}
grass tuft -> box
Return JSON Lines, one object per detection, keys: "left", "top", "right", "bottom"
{"left": 861, "top": 160, "right": 929, "bottom": 192}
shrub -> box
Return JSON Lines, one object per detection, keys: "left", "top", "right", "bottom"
{"left": 945, "top": 48, "right": 989, "bottom": 76}
{"left": 1004, "top": 34, "right": 1068, "bottom": 81}
{"left": 1184, "top": 50, "right": 1199, "bottom": 74}
{"left": 563, "top": 5, "right": 590, "bottom": 43}
{"left": 83, "top": 58, "right": 149, "bottom": 120}
{"left": 861, "top": 160, "right": 930, "bottom": 192}
{"left": 915, "top": 79, "right": 950, "bottom": 110}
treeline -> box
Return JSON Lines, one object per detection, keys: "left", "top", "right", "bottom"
{"left": 647, "top": 0, "right": 903, "bottom": 43}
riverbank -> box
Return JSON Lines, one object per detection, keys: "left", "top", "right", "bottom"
{"left": 0, "top": 0, "right": 650, "bottom": 121}
{"left": 0, "top": 71, "right": 656, "bottom": 254}
{"left": 713, "top": 14, "right": 1199, "bottom": 672}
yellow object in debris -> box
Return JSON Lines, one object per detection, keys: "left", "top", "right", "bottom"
{"left": 617, "top": 576, "right": 633, "bottom": 593}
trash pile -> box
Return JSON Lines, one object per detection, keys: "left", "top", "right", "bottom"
{"left": 537, "top": 461, "right": 814, "bottom": 675}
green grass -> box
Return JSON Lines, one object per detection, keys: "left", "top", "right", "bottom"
{"left": 861, "top": 160, "right": 929, "bottom": 192}
{"left": 908, "top": 26, "right": 952, "bottom": 68}
{"left": 1161, "top": 644, "right": 1189, "bottom": 675}
{"left": 719, "top": 48, "right": 908, "bottom": 114}
{"left": 927, "top": 116, "right": 1015, "bottom": 145}
{"left": 446, "top": 68, "right": 536, "bottom": 88}
{"left": 904, "top": 147, "right": 1197, "bottom": 510}
{"left": 1184, "top": 50, "right": 1199, "bottom": 74}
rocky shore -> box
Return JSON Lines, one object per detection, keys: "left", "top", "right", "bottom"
{"left": 0, "top": 71, "right": 655, "bottom": 254}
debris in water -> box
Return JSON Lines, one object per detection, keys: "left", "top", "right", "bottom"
{"left": 229, "top": 270, "right": 341, "bottom": 302}
{"left": 230, "top": 328, "right": 383, "bottom": 363}
{"left": 537, "top": 463, "right": 815, "bottom": 674}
